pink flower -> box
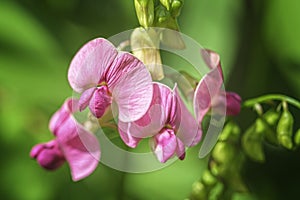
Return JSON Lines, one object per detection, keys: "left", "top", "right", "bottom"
{"left": 68, "top": 38, "right": 153, "bottom": 122}
{"left": 118, "top": 83, "right": 202, "bottom": 163}
{"left": 30, "top": 98, "right": 100, "bottom": 181}
{"left": 193, "top": 50, "right": 241, "bottom": 123}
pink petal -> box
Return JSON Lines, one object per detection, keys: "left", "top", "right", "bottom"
{"left": 49, "top": 98, "right": 79, "bottom": 135}
{"left": 118, "top": 125, "right": 141, "bottom": 148}
{"left": 151, "top": 129, "right": 177, "bottom": 163}
{"left": 30, "top": 140, "right": 65, "bottom": 170}
{"left": 117, "top": 83, "right": 173, "bottom": 140}
{"left": 89, "top": 86, "right": 112, "bottom": 118}
{"left": 118, "top": 104, "right": 166, "bottom": 139}
{"left": 111, "top": 52, "right": 153, "bottom": 122}
{"left": 68, "top": 38, "right": 118, "bottom": 93}
{"left": 201, "top": 49, "right": 224, "bottom": 80}
{"left": 225, "top": 92, "right": 241, "bottom": 116}
{"left": 175, "top": 138, "right": 186, "bottom": 160}
{"left": 79, "top": 87, "right": 96, "bottom": 111}
{"left": 193, "top": 65, "right": 223, "bottom": 123}
{"left": 56, "top": 115, "right": 100, "bottom": 181}
{"left": 176, "top": 88, "right": 202, "bottom": 147}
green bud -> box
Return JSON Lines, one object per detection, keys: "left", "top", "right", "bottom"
{"left": 212, "top": 142, "right": 235, "bottom": 165}
{"left": 134, "top": 0, "right": 155, "bottom": 28}
{"left": 242, "top": 120, "right": 265, "bottom": 162}
{"left": 264, "top": 109, "right": 280, "bottom": 126}
{"left": 201, "top": 170, "right": 217, "bottom": 187}
{"left": 160, "top": 0, "right": 171, "bottom": 10}
{"left": 154, "top": 5, "right": 171, "bottom": 27}
{"left": 277, "top": 110, "right": 294, "bottom": 149}
{"left": 294, "top": 129, "right": 300, "bottom": 146}
{"left": 171, "top": 0, "right": 183, "bottom": 18}
{"left": 262, "top": 110, "right": 280, "bottom": 145}
{"left": 190, "top": 181, "right": 207, "bottom": 200}
{"left": 219, "top": 121, "right": 240, "bottom": 142}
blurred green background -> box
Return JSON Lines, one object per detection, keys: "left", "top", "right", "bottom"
{"left": 0, "top": 0, "right": 299, "bottom": 199}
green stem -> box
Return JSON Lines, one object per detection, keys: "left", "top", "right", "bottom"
{"left": 243, "top": 94, "right": 300, "bottom": 109}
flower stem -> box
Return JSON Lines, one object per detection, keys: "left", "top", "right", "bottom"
{"left": 243, "top": 94, "right": 300, "bottom": 109}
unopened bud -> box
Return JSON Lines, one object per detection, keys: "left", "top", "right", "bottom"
{"left": 134, "top": 0, "right": 154, "bottom": 28}
{"left": 277, "top": 110, "right": 294, "bottom": 149}
{"left": 202, "top": 170, "right": 217, "bottom": 187}
{"left": 160, "top": 0, "right": 171, "bottom": 10}
{"left": 242, "top": 120, "right": 265, "bottom": 162}
{"left": 219, "top": 121, "right": 240, "bottom": 142}
{"left": 263, "top": 110, "right": 280, "bottom": 145}
{"left": 294, "top": 129, "right": 300, "bottom": 146}
{"left": 190, "top": 181, "right": 207, "bottom": 200}
{"left": 171, "top": 0, "right": 184, "bottom": 18}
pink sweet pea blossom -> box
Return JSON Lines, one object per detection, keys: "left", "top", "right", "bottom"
{"left": 30, "top": 98, "right": 100, "bottom": 181}
{"left": 194, "top": 49, "right": 241, "bottom": 124}
{"left": 68, "top": 38, "right": 153, "bottom": 122}
{"left": 118, "top": 83, "right": 202, "bottom": 163}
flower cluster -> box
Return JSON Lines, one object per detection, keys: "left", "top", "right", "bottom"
{"left": 30, "top": 38, "right": 241, "bottom": 181}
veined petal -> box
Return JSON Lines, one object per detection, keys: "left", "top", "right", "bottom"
{"left": 56, "top": 114, "right": 100, "bottom": 181}
{"left": 68, "top": 38, "right": 118, "bottom": 93}
{"left": 89, "top": 86, "right": 112, "bottom": 118}
{"left": 193, "top": 65, "right": 223, "bottom": 123}
{"left": 151, "top": 129, "right": 177, "bottom": 163}
{"left": 118, "top": 124, "right": 141, "bottom": 148}
{"left": 111, "top": 52, "right": 153, "bottom": 122}
{"left": 176, "top": 88, "right": 202, "bottom": 147}
{"left": 79, "top": 87, "right": 96, "bottom": 111}
{"left": 118, "top": 104, "right": 166, "bottom": 139}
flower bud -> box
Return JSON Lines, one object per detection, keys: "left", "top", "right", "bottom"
{"left": 219, "top": 121, "right": 240, "bottom": 142}
{"left": 160, "top": 0, "right": 171, "bottom": 10}
{"left": 190, "top": 181, "right": 207, "bottom": 200}
{"left": 134, "top": 0, "right": 154, "bottom": 28}
{"left": 201, "top": 170, "right": 217, "bottom": 187}
{"left": 30, "top": 140, "right": 65, "bottom": 170}
{"left": 294, "top": 129, "right": 300, "bottom": 146}
{"left": 242, "top": 119, "right": 265, "bottom": 162}
{"left": 277, "top": 110, "right": 294, "bottom": 149}
{"left": 170, "top": 0, "right": 183, "bottom": 18}
{"left": 263, "top": 110, "right": 280, "bottom": 145}
{"left": 225, "top": 92, "right": 242, "bottom": 116}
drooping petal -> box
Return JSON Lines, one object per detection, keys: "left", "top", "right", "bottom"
{"left": 55, "top": 114, "right": 100, "bottom": 181}
{"left": 111, "top": 52, "right": 153, "bottom": 122}
{"left": 118, "top": 125, "right": 142, "bottom": 148}
{"left": 68, "top": 38, "right": 118, "bottom": 93}
{"left": 88, "top": 86, "right": 112, "bottom": 118}
{"left": 30, "top": 140, "right": 65, "bottom": 170}
{"left": 49, "top": 98, "right": 79, "bottom": 135}
{"left": 78, "top": 87, "right": 96, "bottom": 111}
{"left": 151, "top": 129, "right": 177, "bottom": 163}
{"left": 193, "top": 64, "right": 223, "bottom": 123}
{"left": 201, "top": 49, "right": 223, "bottom": 80}
{"left": 176, "top": 88, "right": 202, "bottom": 147}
